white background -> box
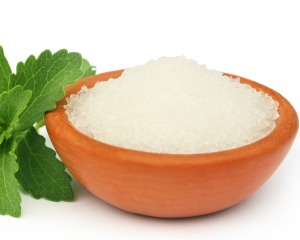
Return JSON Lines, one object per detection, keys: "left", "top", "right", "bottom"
{"left": 0, "top": 0, "right": 299, "bottom": 239}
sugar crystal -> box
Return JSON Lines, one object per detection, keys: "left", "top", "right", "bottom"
{"left": 65, "top": 57, "right": 279, "bottom": 154}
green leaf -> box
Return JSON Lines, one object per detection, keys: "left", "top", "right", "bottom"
{"left": 16, "top": 127, "right": 73, "bottom": 201}
{"left": 0, "top": 86, "right": 32, "bottom": 144}
{"left": 10, "top": 49, "right": 84, "bottom": 131}
{"left": 0, "top": 138, "right": 21, "bottom": 217}
{"left": 80, "top": 58, "right": 96, "bottom": 78}
{"left": 33, "top": 58, "right": 95, "bottom": 132}
{"left": 0, "top": 46, "right": 12, "bottom": 92}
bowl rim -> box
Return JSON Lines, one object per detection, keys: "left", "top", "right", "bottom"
{"left": 45, "top": 70, "right": 299, "bottom": 167}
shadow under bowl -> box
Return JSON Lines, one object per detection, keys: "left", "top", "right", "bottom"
{"left": 45, "top": 70, "right": 298, "bottom": 218}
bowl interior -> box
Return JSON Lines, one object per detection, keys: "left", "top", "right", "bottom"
{"left": 51, "top": 70, "right": 298, "bottom": 165}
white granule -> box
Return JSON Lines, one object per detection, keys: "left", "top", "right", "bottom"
{"left": 65, "top": 57, "right": 279, "bottom": 154}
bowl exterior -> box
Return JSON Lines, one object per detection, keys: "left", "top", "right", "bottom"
{"left": 45, "top": 70, "right": 298, "bottom": 218}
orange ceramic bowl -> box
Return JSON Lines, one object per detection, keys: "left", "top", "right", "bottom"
{"left": 45, "top": 70, "right": 298, "bottom": 218}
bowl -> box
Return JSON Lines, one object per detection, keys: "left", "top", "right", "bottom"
{"left": 45, "top": 70, "right": 298, "bottom": 218}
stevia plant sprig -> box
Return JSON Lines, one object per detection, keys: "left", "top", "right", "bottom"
{"left": 0, "top": 46, "right": 95, "bottom": 217}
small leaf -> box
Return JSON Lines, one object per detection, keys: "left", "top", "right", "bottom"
{"left": 16, "top": 127, "right": 73, "bottom": 201}
{"left": 0, "top": 138, "right": 21, "bottom": 217}
{"left": 11, "top": 49, "right": 84, "bottom": 131}
{"left": 0, "top": 46, "right": 12, "bottom": 92}
{"left": 0, "top": 86, "right": 32, "bottom": 144}
{"left": 80, "top": 58, "right": 96, "bottom": 78}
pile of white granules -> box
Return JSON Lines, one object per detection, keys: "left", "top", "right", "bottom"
{"left": 65, "top": 57, "right": 279, "bottom": 154}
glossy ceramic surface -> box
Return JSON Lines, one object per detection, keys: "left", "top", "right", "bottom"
{"left": 45, "top": 70, "right": 298, "bottom": 218}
